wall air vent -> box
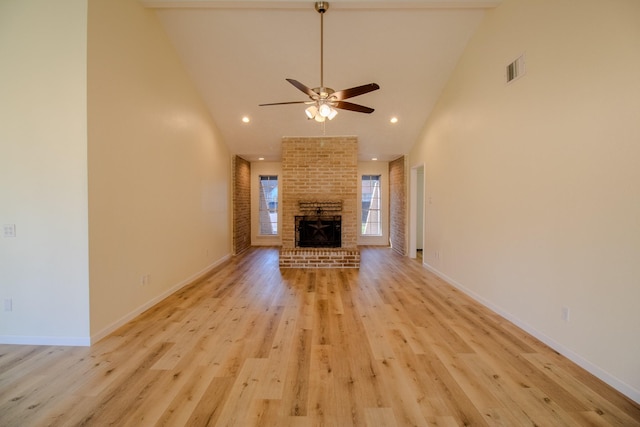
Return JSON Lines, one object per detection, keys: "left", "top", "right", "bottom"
{"left": 506, "top": 54, "right": 525, "bottom": 83}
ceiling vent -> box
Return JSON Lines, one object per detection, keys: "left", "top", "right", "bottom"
{"left": 506, "top": 54, "right": 525, "bottom": 84}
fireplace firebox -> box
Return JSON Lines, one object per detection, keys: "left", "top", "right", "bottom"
{"left": 295, "top": 215, "right": 341, "bottom": 248}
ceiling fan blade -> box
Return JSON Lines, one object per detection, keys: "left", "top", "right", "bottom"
{"left": 334, "top": 101, "right": 375, "bottom": 114}
{"left": 332, "top": 83, "right": 380, "bottom": 101}
{"left": 259, "top": 101, "right": 308, "bottom": 106}
{"left": 286, "top": 79, "right": 317, "bottom": 98}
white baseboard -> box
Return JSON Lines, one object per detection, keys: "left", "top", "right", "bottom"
{"left": 0, "top": 335, "right": 91, "bottom": 346}
{"left": 90, "top": 254, "right": 231, "bottom": 344}
{"left": 422, "top": 261, "right": 640, "bottom": 405}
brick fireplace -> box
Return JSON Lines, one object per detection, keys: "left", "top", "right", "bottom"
{"left": 279, "top": 136, "right": 360, "bottom": 268}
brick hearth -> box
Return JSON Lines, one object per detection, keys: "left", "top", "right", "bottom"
{"left": 279, "top": 248, "right": 360, "bottom": 268}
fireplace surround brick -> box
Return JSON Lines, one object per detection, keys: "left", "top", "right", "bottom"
{"left": 280, "top": 136, "right": 359, "bottom": 268}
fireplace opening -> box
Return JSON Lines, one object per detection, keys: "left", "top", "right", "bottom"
{"left": 295, "top": 215, "right": 341, "bottom": 248}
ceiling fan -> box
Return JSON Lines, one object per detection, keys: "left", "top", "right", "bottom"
{"left": 259, "top": 1, "right": 380, "bottom": 122}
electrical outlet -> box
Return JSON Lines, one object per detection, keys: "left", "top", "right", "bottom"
{"left": 561, "top": 306, "right": 570, "bottom": 322}
{"left": 435, "top": 251, "right": 440, "bottom": 260}
{"left": 3, "top": 224, "right": 16, "bottom": 238}
{"left": 141, "top": 274, "right": 150, "bottom": 286}
{"left": 4, "top": 298, "right": 12, "bottom": 312}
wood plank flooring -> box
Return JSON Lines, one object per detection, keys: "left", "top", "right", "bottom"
{"left": 1, "top": 247, "right": 639, "bottom": 426}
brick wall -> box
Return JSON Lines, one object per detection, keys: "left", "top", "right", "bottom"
{"left": 280, "top": 136, "right": 359, "bottom": 267}
{"left": 233, "top": 155, "right": 251, "bottom": 255}
{"left": 389, "top": 156, "right": 406, "bottom": 255}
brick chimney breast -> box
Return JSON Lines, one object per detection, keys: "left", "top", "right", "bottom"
{"left": 280, "top": 136, "right": 359, "bottom": 268}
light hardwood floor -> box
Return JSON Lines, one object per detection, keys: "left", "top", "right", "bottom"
{"left": 1, "top": 247, "right": 639, "bottom": 426}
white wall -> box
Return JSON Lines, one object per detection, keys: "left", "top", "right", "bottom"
{"left": 358, "top": 162, "right": 390, "bottom": 246}
{"left": 251, "top": 161, "right": 282, "bottom": 246}
{"left": 410, "top": 0, "right": 640, "bottom": 402}
{"left": 87, "top": 0, "right": 231, "bottom": 340}
{"left": 0, "top": 0, "right": 90, "bottom": 345}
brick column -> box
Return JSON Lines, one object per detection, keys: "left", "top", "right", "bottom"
{"left": 233, "top": 155, "right": 251, "bottom": 254}
{"left": 389, "top": 156, "right": 406, "bottom": 255}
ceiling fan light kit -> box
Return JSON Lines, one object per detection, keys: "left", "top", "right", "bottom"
{"left": 306, "top": 105, "right": 334, "bottom": 122}
{"left": 259, "top": 2, "right": 380, "bottom": 123}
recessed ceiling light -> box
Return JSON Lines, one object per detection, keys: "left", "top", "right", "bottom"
{"left": 258, "top": 157, "right": 265, "bottom": 161}
{"left": 390, "top": 117, "right": 398, "bottom": 124}
{"left": 242, "top": 116, "right": 250, "bottom": 123}
{"left": 372, "top": 157, "right": 378, "bottom": 161}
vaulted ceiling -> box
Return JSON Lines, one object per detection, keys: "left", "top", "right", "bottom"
{"left": 140, "top": 1, "right": 501, "bottom": 161}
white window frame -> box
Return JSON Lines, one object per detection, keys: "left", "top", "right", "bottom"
{"left": 361, "top": 174, "right": 382, "bottom": 236}
{"left": 258, "top": 175, "right": 278, "bottom": 235}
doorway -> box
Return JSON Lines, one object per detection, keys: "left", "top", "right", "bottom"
{"left": 409, "top": 165, "right": 424, "bottom": 259}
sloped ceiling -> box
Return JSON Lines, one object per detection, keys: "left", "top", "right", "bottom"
{"left": 141, "top": 1, "right": 500, "bottom": 160}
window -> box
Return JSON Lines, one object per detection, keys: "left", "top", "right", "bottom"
{"left": 259, "top": 175, "right": 278, "bottom": 235}
{"left": 361, "top": 175, "right": 382, "bottom": 236}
